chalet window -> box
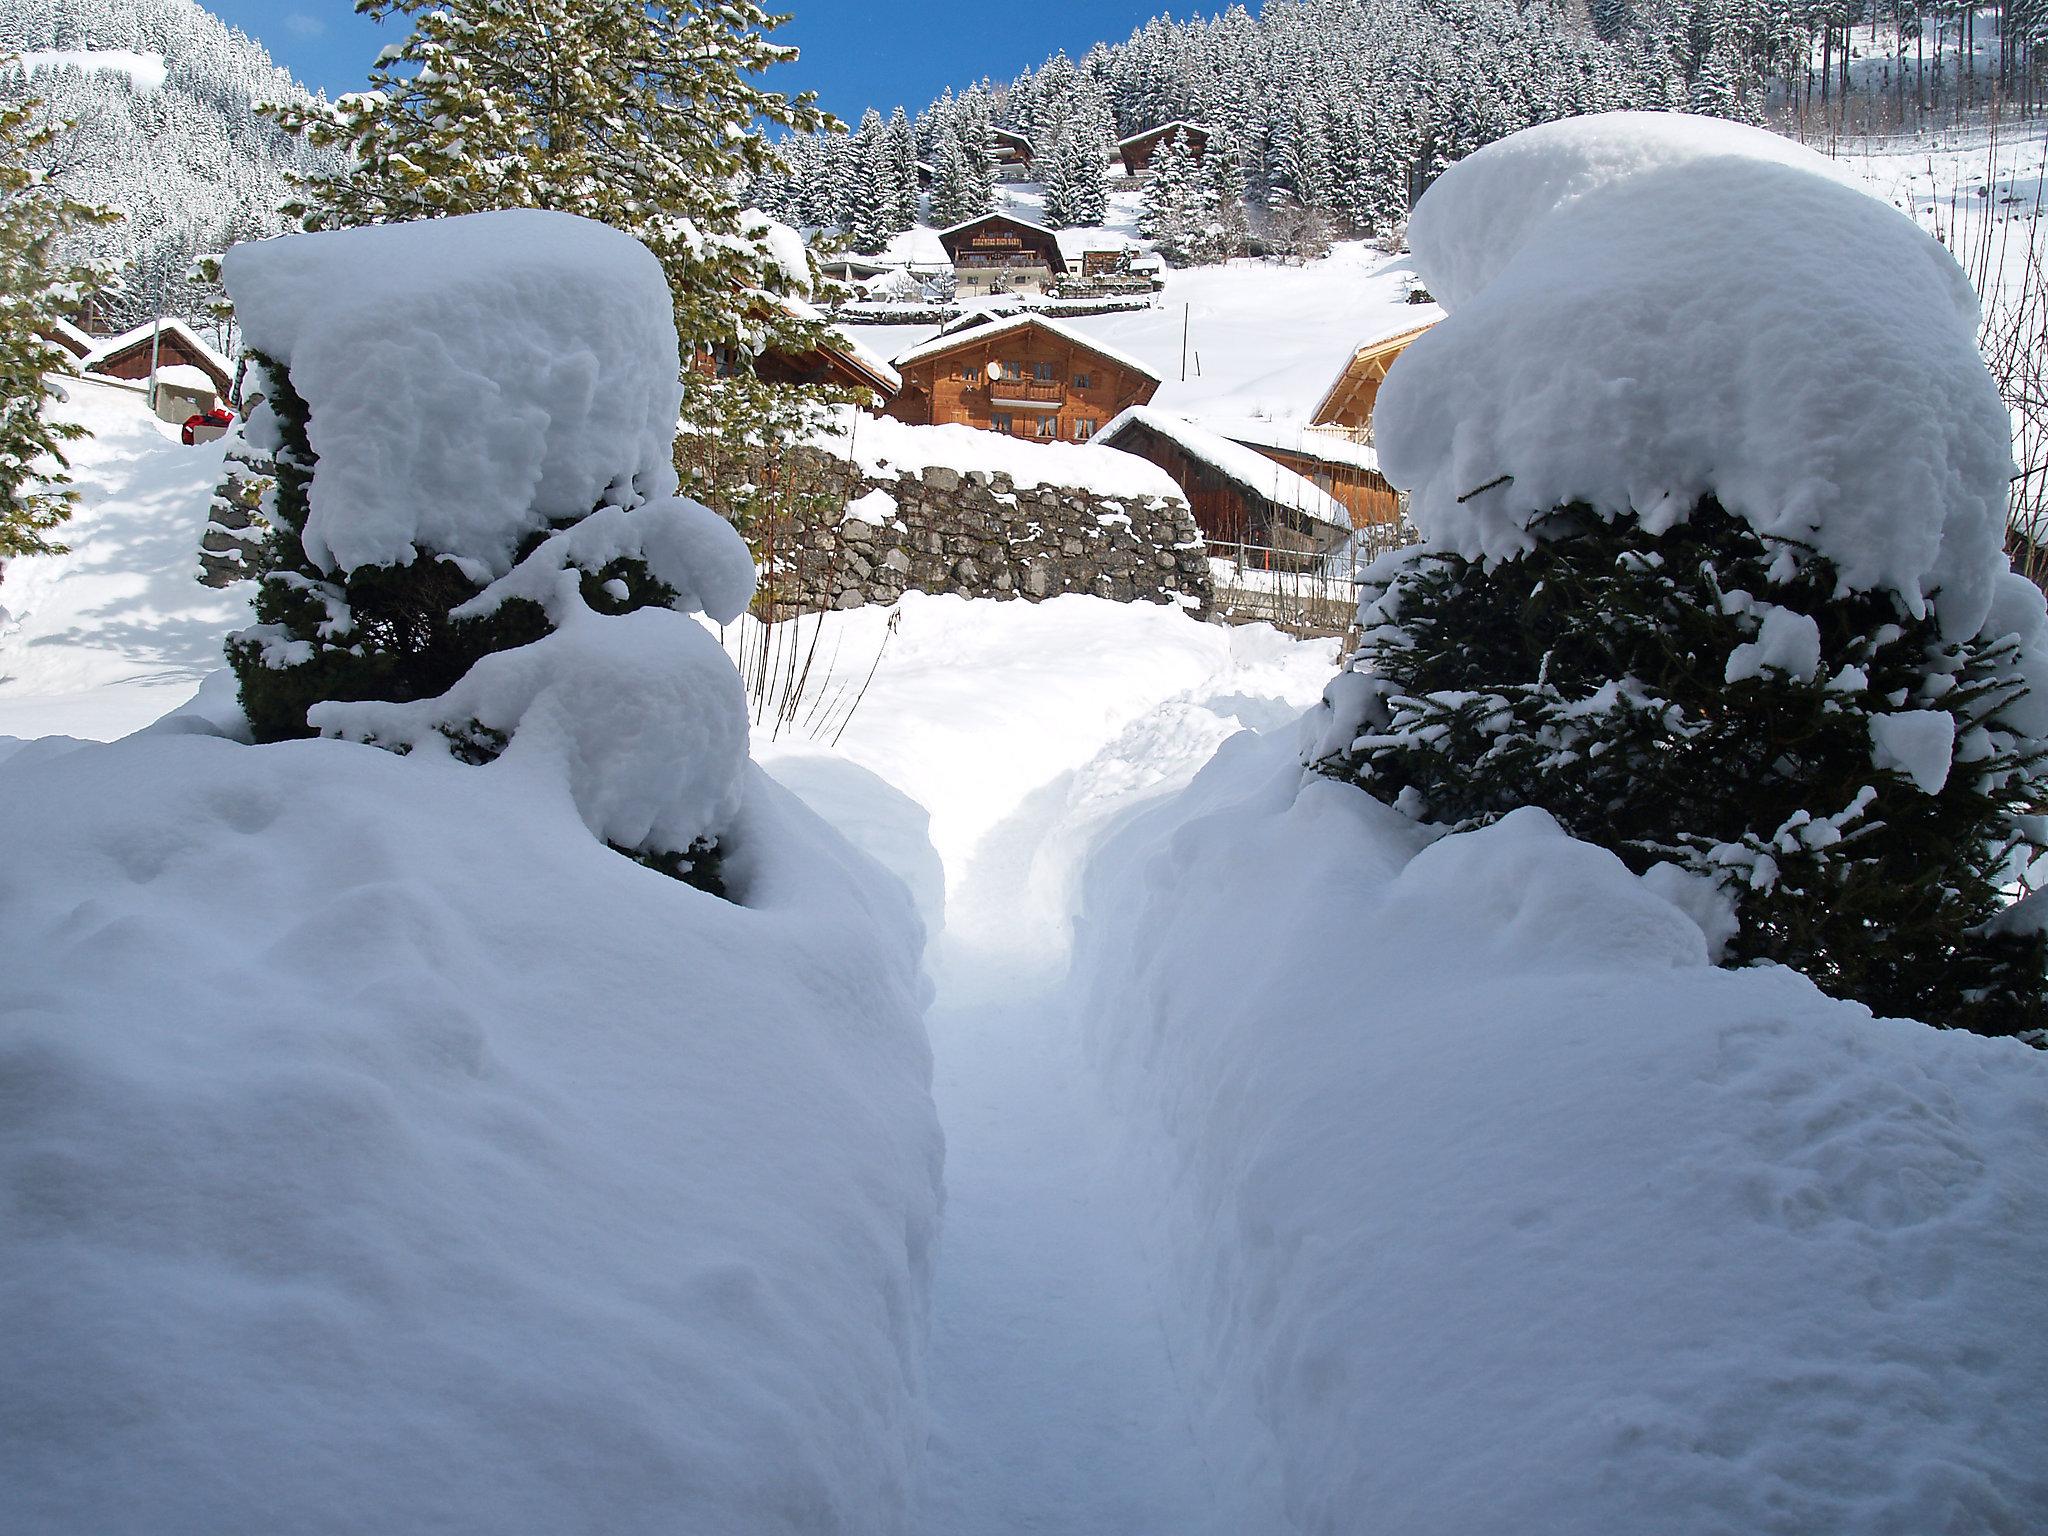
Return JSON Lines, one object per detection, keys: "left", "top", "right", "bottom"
{"left": 993, "top": 413, "right": 1013, "bottom": 434}
{"left": 963, "top": 364, "right": 981, "bottom": 383}
{"left": 1074, "top": 371, "right": 1092, "bottom": 390}
{"left": 1033, "top": 361, "right": 1055, "bottom": 382}
{"left": 1004, "top": 359, "right": 1027, "bottom": 380}
{"left": 1072, "top": 418, "right": 1097, "bottom": 440}
{"left": 1033, "top": 415, "right": 1059, "bottom": 438}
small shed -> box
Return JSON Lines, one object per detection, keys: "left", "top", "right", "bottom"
{"left": 1093, "top": 407, "right": 1351, "bottom": 555}
{"left": 80, "top": 319, "right": 235, "bottom": 401}
{"left": 152, "top": 363, "right": 220, "bottom": 423}
{"left": 1309, "top": 320, "right": 1437, "bottom": 436}
{"left": 1117, "top": 122, "right": 1212, "bottom": 177}
{"left": 938, "top": 213, "right": 1070, "bottom": 298}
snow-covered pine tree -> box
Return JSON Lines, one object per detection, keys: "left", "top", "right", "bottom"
{"left": 0, "top": 74, "right": 112, "bottom": 567}
{"left": 270, "top": 0, "right": 850, "bottom": 524}
{"left": 1206, "top": 122, "right": 1251, "bottom": 259}
{"left": 846, "top": 109, "right": 895, "bottom": 253}
{"left": 1314, "top": 498, "right": 2048, "bottom": 1037}
{"left": 883, "top": 107, "right": 921, "bottom": 230}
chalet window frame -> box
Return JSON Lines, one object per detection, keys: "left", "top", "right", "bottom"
{"left": 1071, "top": 417, "right": 1097, "bottom": 441}
{"left": 992, "top": 412, "right": 1014, "bottom": 435}
{"left": 1074, "top": 370, "right": 1093, "bottom": 390}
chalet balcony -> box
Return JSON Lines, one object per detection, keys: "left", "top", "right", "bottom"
{"left": 987, "top": 379, "right": 1065, "bottom": 408}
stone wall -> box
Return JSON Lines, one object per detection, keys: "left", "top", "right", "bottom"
{"left": 778, "top": 447, "right": 1214, "bottom": 615}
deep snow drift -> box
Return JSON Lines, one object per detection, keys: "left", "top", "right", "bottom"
{"left": 1073, "top": 728, "right": 2048, "bottom": 1533}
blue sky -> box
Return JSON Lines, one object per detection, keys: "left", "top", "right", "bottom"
{"left": 207, "top": 1, "right": 1184, "bottom": 121}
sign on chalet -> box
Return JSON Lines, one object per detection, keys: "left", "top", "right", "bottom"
{"left": 1309, "top": 321, "right": 1436, "bottom": 438}
{"left": 938, "top": 213, "right": 1069, "bottom": 299}
{"left": 887, "top": 313, "right": 1160, "bottom": 443}
{"left": 1116, "top": 121, "right": 1212, "bottom": 177}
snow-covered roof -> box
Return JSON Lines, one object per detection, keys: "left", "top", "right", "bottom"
{"left": 154, "top": 364, "right": 218, "bottom": 394}
{"left": 1116, "top": 120, "right": 1213, "bottom": 150}
{"left": 1308, "top": 317, "right": 1439, "bottom": 423}
{"left": 1053, "top": 228, "right": 1135, "bottom": 263}
{"left": 780, "top": 295, "right": 902, "bottom": 395}
{"left": 80, "top": 319, "right": 234, "bottom": 387}
{"left": 1205, "top": 415, "right": 1383, "bottom": 476}
{"left": 40, "top": 316, "right": 96, "bottom": 358}
{"left": 1095, "top": 407, "right": 1352, "bottom": 529}
{"left": 810, "top": 408, "right": 1187, "bottom": 504}
{"left": 894, "top": 312, "right": 1163, "bottom": 385}
{"left": 935, "top": 211, "right": 1062, "bottom": 243}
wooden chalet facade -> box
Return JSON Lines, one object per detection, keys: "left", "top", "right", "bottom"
{"left": 938, "top": 213, "right": 1070, "bottom": 298}
{"left": 886, "top": 314, "right": 1159, "bottom": 443}
{"left": 1309, "top": 321, "right": 1435, "bottom": 436}
{"left": 1095, "top": 408, "right": 1351, "bottom": 556}
{"left": 989, "top": 129, "right": 1034, "bottom": 180}
{"left": 1116, "top": 121, "right": 1212, "bottom": 176}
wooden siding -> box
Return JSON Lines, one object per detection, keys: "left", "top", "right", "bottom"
{"left": 1310, "top": 323, "right": 1434, "bottom": 431}
{"left": 885, "top": 327, "right": 1157, "bottom": 443}
{"left": 1238, "top": 442, "right": 1402, "bottom": 528}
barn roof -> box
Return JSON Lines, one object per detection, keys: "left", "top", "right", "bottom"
{"left": 39, "top": 316, "right": 95, "bottom": 359}
{"left": 1203, "top": 414, "right": 1383, "bottom": 475}
{"left": 1095, "top": 407, "right": 1351, "bottom": 529}
{"left": 80, "top": 318, "right": 234, "bottom": 390}
{"left": 893, "top": 311, "right": 1162, "bottom": 385}
{"left": 1308, "top": 319, "right": 1438, "bottom": 425}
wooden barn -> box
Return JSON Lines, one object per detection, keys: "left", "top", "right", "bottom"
{"left": 1116, "top": 121, "right": 1212, "bottom": 177}
{"left": 887, "top": 313, "right": 1159, "bottom": 442}
{"left": 938, "top": 213, "right": 1070, "bottom": 298}
{"left": 1309, "top": 320, "right": 1436, "bottom": 437}
{"left": 38, "top": 316, "right": 95, "bottom": 361}
{"left": 79, "top": 319, "right": 235, "bottom": 399}
{"left": 1210, "top": 417, "right": 1403, "bottom": 530}
{"left": 1093, "top": 407, "right": 1352, "bottom": 555}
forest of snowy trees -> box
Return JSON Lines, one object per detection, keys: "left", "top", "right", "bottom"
{"left": 751, "top": 0, "right": 2048, "bottom": 255}
{"left": 0, "top": 0, "right": 332, "bottom": 335}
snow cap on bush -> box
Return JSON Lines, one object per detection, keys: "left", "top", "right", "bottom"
{"left": 221, "top": 209, "right": 686, "bottom": 578}
{"left": 1378, "top": 111, "right": 2015, "bottom": 639}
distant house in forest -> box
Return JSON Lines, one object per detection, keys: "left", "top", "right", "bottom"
{"left": 1116, "top": 121, "right": 1212, "bottom": 177}
{"left": 1309, "top": 321, "right": 1435, "bottom": 437}
{"left": 938, "top": 212, "right": 1070, "bottom": 298}
{"left": 989, "top": 129, "right": 1035, "bottom": 181}
{"left": 887, "top": 312, "right": 1159, "bottom": 443}
{"left": 1207, "top": 417, "right": 1403, "bottom": 531}
{"left": 1093, "top": 407, "right": 1353, "bottom": 554}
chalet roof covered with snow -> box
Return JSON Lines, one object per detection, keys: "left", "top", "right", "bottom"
{"left": 1115, "top": 120, "right": 1213, "bottom": 151}
{"left": 1204, "top": 415, "right": 1383, "bottom": 475}
{"left": 80, "top": 319, "right": 234, "bottom": 392}
{"left": 1310, "top": 317, "right": 1439, "bottom": 425}
{"left": 39, "top": 316, "right": 96, "bottom": 359}
{"left": 1095, "top": 407, "right": 1352, "bottom": 529}
{"left": 894, "top": 312, "right": 1163, "bottom": 385}
{"left": 808, "top": 407, "right": 1186, "bottom": 504}
{"left": 781, "top": 295, "right": 903, "bottom": 395}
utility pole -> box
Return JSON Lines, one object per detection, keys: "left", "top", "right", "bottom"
{"left": 1180, "top": 302, "right": 1190, "bottom": 382}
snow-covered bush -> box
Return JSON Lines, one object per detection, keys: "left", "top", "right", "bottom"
{"left": 222, "top": 211, "right": 757, "bottom": 888}
{"left": 1310, "top": 113, "right": 2048, "bottom": 1036}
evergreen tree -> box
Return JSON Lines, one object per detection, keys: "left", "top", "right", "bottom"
{"left": 883, "top": 107, "right": 922, "bottom": 229}
{"left": 268, "top": 0, "right": 848, "bottom": 522}
{"left": 0, "top": 78, "right": 113, "bottom": 568}
{"left": 1312, "top": 498, "right": 2048, "bottom": 1037}
{"left": 846, "top": 109, "right": 894, "bottom": 252}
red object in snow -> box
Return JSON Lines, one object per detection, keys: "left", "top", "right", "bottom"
{"left": 182, "top": 406, "right": 236, "bottom": 446}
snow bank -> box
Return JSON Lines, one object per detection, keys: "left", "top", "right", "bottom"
{"left": 221, "top": 211, "right": 685, "bottom": 578}
{"left": 1076, "top": 724, "right": 2048, "bottom": 1533}
{"left": 811, "top": 408, "right": 1186, "bottom": 504}
{"left": 0, "top": 722, "right": 942, "bottom": 1533}
{"left": 1380, "top": 111, "right": 2015, "bottom": 637}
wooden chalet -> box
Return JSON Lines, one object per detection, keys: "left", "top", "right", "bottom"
{"left": 80, "top": 318, "right": 235, "bottom": 398}
{"left": 1116, "top": 121, "right": 1212, "bottom": 177}
{"left": 988, "top": 129, "right": 1034, "bottom": 179}
{"left": 1309, "top": 321, "right": 1435, "bottom": 436}
{"left": 1093, "top": 407, "right": 1351, "bottom": 555}
{"left": 705, "top": 296, "right": 901, "bottom": 403}
{"left": 1211, "top": 418, "right": 1403, "bottom": 530}
{"left": 938, "top": 213, "right": 1070, "bottom": 298}
{"left": 886, "top": 313, "right": 1159, "bottom": 443}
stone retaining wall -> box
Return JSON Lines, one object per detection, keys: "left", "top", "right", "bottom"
{"left": 778, "top": 447, "right": 1213, "bottom": 614}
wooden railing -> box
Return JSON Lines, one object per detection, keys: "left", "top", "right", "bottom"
{"left": 988, "top": 379, "right": 1065, "bottom": 405}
